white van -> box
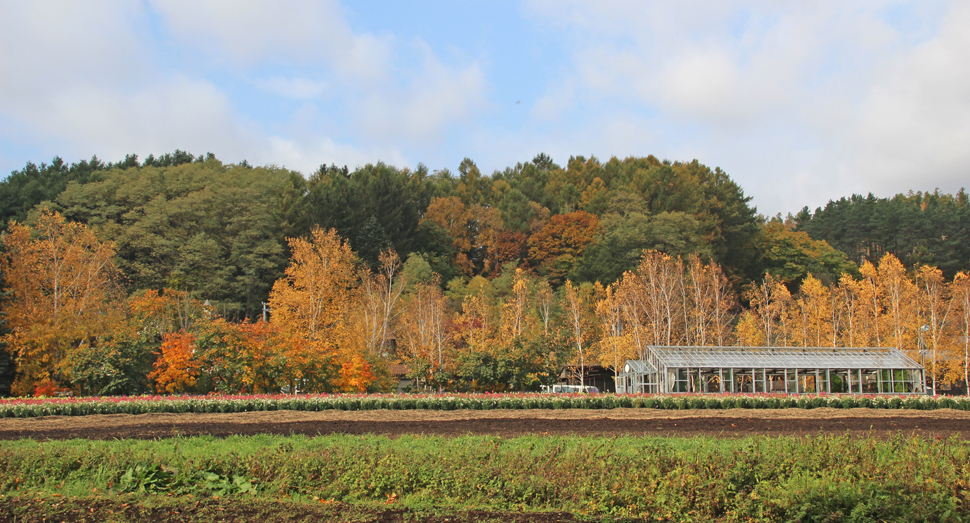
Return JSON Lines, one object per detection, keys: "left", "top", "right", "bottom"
{"left": 540, "top": 384, "right": 600, "bottom": 394}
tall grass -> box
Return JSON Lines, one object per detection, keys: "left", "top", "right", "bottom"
{"left": 1, "top": 434, "right": 968, "bottom": 521}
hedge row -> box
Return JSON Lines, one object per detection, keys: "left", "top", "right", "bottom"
{"left": 2, "top": 393, "right": 970, "bottom": 418}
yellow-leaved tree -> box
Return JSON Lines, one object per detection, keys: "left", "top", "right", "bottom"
{"left": 951, "top": 272, "right": 970, "bottom": 396}
{"left": 268, "top": 227, "right": 371, "bottom": 392}
{"left": 596, "top": 282, "right": 637, "bottom": 375}
{"left": 1, "top": 211, "right": 122, "bottom": 395}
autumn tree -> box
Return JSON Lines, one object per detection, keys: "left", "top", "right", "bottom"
{"left": 397, "top": 274, "right": 452, "bottom": 390}
{"left": 879, "top": 253, "right": 916, "bottom": 352}
{"left": 734, "top": 310, "right": 765, "bottom": 346}
{"left": 951, "top": 272, "right": 970, "bottom": 396}
{"left": 422, "top": 196, "right": 503, "bottom": 276}
{"left": 534, "top": 279, "right": 555, "bottom": 336}
{"left": 792, "top": 275, "right": 833, "bottom": 347}
{"left": 563, "top": 280, "right": 597, "bottom": 389}
{"left": 596, "top": 283, "right": 637, "bottom": 375}
{"left": 127, "top": 288, "right": 203, "bottom": 336}
{"left": 616, "top": 271, "right": 649, "bottom": 359}
{"left": 268, "top": 227, "right": 365, "bottom": 392}
{"left": 359, "top": 250, "right": 407, "bottom": 357}
{"left": 149, "top": 331, "right": 198, "bottom": 393}
{"left": 527, "top": 211, "right": 599, "bottom": 284}
{"left": 745, "top": 273, "right": 791, "bottom": 346}
{"left": 270, "top": 227, "right": 355, "bottom": 341}
{"left": 1, "top": 211, "right": 122, "bottom": 395}
{"left": 916, "top": 265, "right": 953, "bottom": 394}
{"left": 635, "top": 250, "right": 686, "bottom": 346}
{"left": 684, "top": 254, "right": 736, "bottom": 346}
{"left": 501, "top": 269, "right": 532, "bottom": 341}
{"left": 453, "top": 278, "right": 496, "bottom": 352}
{"left": 486, "top": 231, "right": 529, "bottom": 276}
{"left": 859, "top": 260, "right": 884, "bottom": 347}
{"left": 837, "top": 274, "right": 865, "bottom": 347}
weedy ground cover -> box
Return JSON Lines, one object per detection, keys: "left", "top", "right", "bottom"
{"left": 1, "top": 434, "right": 969, "bottom": 522}
{"left": 2, "top": 392, "right": 970, "bottom": 418}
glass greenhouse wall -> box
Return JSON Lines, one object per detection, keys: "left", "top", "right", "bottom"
{"left": 616, "top": 346, "right": 925, "bottom": 395}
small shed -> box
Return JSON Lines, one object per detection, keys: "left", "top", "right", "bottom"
{"left": 616, "top": 346, "right": 925, "bottom": 395}
{"left": 558, "top": 364, "right": 615, "bottom": 393}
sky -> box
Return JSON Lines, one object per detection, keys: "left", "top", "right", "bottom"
{"left": 1, "top": 1, "right": 968, "bottom": 217}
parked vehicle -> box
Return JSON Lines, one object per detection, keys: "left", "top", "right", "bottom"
{"left": 540, "top": 384, "right": 599, "bottom": 394}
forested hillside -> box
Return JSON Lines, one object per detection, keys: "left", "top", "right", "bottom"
{"left": 795, "top": 191, "right": 970, "bottom": 278}
{"left": 0, "top": 151, "right": 968, "bottom": 397}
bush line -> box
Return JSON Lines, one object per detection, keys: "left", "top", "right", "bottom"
{"left": 1, "top": 393, "right": 969, "bottom": 418}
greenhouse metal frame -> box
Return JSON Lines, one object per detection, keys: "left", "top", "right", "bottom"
{"left": 615, "top": 346, "right": 926, "bottom": 395}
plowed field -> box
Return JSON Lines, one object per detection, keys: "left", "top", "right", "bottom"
{"left": 2, "top": 407, "right": 969, "bottom": 440}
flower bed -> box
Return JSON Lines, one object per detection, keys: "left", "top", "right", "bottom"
{"left": 1, "top": 392, "right": 970, "bottom": 418}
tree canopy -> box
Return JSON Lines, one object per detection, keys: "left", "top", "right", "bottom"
{"left": 2, "top": 149, "right": 970, "bottom": 396}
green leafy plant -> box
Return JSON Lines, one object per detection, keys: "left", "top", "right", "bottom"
{"left": 203, "top": 471, "right": 258, "bottom": 496}
{"left": 115, "top": 464, "right": 176, "bottom": 493}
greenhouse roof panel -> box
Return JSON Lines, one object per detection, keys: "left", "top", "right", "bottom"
{"left": 646, "top": 346, "right": 922, "bottom": 370}
{"left": 621, "top": 360, "right": 657, "bottom": 375}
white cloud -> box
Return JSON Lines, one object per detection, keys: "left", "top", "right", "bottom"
{"left": 846, "top": 2, "right": 970, "bottom": 191}
{"left": 0, "top": 0, "right": 487, "bottom": 180}
{"left": 263, "top": 136, "right": 407, "bottom": 175}
{"left": 27, "top": 75, "right": 258, "bottom": 163}
{"left": 531, "top": 82, "right": 575, "bottom": 122}
{"left": 149, "top": 0, "right": 391, "bottom": 82}
{"left": 254, "top": 77, "right": 328, "bottom": 100}
{"left": 351, "top": 40, "right": 488, "bottom": 145}
{"left": 0, "top": 1, "right": 150, "bottom": 111}
{"left": 521, "top": 0, "right": 964, "bottom": 215}
{"left": 151, "top": 1, "right": 489, "bottom": 149}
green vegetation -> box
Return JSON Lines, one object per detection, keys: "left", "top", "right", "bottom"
{"left": 0, "top": 433, "right": 968, "bottom": 521}
{"left": 1, "top": 151, "right": 761, "bottom": 311}
{"left": 795, "top": 190, "right": 970, "bottom": 279}
{"left": 3, "top": 393, "right": 970, "bottom": 418}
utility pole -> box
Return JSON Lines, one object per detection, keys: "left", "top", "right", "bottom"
{"left": 262, "top": 302, "right": 271, "bottom": 322}
{"left": 920, "top": 324, "right": 931, "bottom": 395}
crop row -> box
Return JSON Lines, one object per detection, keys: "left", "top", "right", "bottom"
{"left": 2, "top": 393, "right": 970, "bottom": 418}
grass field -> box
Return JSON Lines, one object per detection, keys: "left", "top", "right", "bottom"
{"left": 2, "top": 433, "right": 969, "bottom": 522}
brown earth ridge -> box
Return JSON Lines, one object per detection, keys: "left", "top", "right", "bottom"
{"left": 2, "top": 407, "right": 969, "bottom": 440}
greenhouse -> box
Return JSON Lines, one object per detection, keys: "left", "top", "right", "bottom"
{"left": 615, "top": 346, "right": 926, "bottom": 395}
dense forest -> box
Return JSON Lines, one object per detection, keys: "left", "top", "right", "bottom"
{"left": 0, "top": 150, "right": 968, "bottom": 397}
{"left": 794, "top": 191, "right": 970, "bottom": 279}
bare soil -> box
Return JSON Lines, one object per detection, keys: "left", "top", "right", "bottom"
{"left": 2, "top": 407, "right": 969, "bottom": 440}
{"left": 0, "top": 495, "right": 598, "bottom": 523}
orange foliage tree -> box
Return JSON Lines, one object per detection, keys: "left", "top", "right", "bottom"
{"left": 595, "top": 282, "right": 637, "bottom": 375}
{"left": 149, "top": 331, "right": 199, "bottom": 393}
